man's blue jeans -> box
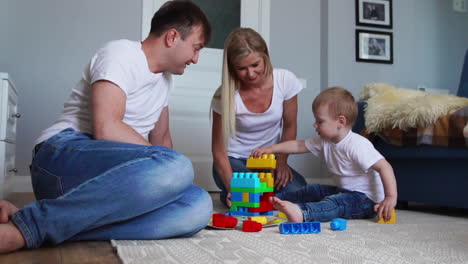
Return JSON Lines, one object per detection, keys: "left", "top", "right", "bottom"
{"left": 213, "top": 156, "right": 307, "bottom": 207}
{"left": 276, "top": 184, "right": 376, "bottom": 222}
{"left": 12, "top": 128, "right": 212, "bottom": 248}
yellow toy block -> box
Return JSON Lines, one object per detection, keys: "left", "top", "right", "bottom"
{"left": 258, "top": 172, "right": 274, "bottom": 188}
{"left": 242, "top": 193, "right": 249, "bottom": 203}
{"left": 377, "top": 209, "right": 396, "bottom": 224}
{"left": 246, "top": 154, "right": 277, "bottom": 169}
{"left": 248, "top": 216, "right": 267, "bottom": 225}
{"left": 278, "top": 212, "right": 287, "bottom": 219}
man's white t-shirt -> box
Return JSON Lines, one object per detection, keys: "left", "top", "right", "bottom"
{"left": 304, "top": 131, "right": 385, "bottom": 203}
{"left": 212, "top": 68, "right": 303, "bottom": 158}
{"left": 36, "top": 39, "right": 172, "bottom": 144}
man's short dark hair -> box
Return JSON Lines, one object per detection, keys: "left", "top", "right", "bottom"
{"left": 150, "top": 0, "right": 211, "bottom": 44}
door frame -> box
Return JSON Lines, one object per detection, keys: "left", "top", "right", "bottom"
{"left": 141, "top": 0, "right": 270, "bottom": 45}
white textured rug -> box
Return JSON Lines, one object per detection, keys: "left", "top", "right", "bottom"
{"left": 112, "top": 201, "right": 468, "bottom": 264}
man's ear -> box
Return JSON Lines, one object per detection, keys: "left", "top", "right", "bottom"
{"left": 165, "top": 29, "right": 178, "bottom": 47}
{"left": 338, "top": 115, "right": 347, "bottom": 128}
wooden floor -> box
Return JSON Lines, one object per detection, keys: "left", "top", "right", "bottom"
{"left": 0, "top": 193, "right": 121, "bottom": 264}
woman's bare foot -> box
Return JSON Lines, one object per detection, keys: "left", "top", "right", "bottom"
{"left": 0, "top": 221, "right": 25, "bottom": 254}
{"left": 270, "top": 197, "right": 304, "bottom": 222}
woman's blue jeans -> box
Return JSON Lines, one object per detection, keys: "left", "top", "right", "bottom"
{"left": 12, "top": 128, "right": 212, "bottom": 249}
{"left": 213, "top": 156, "right": 307, "bottom": 207}
{"left": 276, "top": 184, "right": 376, "bottom": 222}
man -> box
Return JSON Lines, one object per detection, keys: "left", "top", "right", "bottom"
{"left": 0, "top": 1, "right": 212, "bottom": 253}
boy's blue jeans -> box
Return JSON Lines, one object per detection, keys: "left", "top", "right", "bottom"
{"left": 213, "top": 156, "right": 307, "bottom": 207}
{"left": 276, "top": 184, "right": 376, "bottom": 222}
{"left": 12, "top": 128, "right": 212, "bottom": 249}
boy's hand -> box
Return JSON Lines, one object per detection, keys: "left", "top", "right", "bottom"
{"left": 374, "top": 196, "right": 397, "bottom": 221}
{"left": 251, "top": 146, "right": 273, "bottom": 158}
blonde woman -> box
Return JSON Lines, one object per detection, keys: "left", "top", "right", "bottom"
{"left": 211, "top": 28, "right": 307, "bottom": 207}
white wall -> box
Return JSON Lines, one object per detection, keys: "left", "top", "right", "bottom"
{"left": 270, "top": 0, "right": 323, "bottom": 180}
{"left": 327, "top": 0, "right": 468, "bottom": 96}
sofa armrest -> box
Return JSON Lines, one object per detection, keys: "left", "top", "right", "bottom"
{"left": 352, "top": 101, "right": 366, "bottom": 134}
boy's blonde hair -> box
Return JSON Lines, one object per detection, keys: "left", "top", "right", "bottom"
{"left": 312, "top": 87, "right": 358, "bottom": 126}
{"left": 212, "top": 28, "right": 273, "bottom": 146}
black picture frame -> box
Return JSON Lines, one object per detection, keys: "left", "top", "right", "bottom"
{"left": 356, "top": 29, "right": 393, "bottom": 64}
{"left": 355, "top": 0, "right": 393, "bottom": 29}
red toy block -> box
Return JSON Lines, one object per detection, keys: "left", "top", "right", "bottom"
{"left": 242, "top": 220, "right": 263, "bottom": 232}
{"left": 248, "top": 201, "right": 274, "bottom": 212}
{"left": 212, "top": 214, "right": 238, "bottom": 228}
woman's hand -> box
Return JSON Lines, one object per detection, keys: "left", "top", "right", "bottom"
{"left": 274, "top": 160, "right": 293, "bottom": 189}
{"left": 226, "top": 192, "right": 232, "bottom": 207}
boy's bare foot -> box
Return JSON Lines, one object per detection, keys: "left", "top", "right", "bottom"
{"left": 0, "top": 221, "right": 26, "bottom": 254}
{"left": 270, "top": 197, "right": 304, "bottom": 222}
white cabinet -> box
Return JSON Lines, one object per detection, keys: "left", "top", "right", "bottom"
{"left": 0, "top": 72, "right": 19, "bottom": 199}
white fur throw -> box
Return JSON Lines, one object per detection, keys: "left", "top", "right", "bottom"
{"left": 359, "top": 83, "right": 468, "bottom": 133}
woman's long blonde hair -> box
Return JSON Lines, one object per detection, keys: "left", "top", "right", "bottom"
{"left": 212, "top": 28, "right": 273, "bottom": 146}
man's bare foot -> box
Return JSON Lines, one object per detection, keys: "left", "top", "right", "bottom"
{"left": 0, "top": 200, "right": 19, "bottom": 223}
{"left": 0, "top": 221, "right": 26, "bottom": 254}
{"left": 270, "top": 197, "right": 304, "bottom": 222}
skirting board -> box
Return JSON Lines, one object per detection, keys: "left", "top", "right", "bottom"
{"left": 12, "top": 175, "right": 33, "bottom": 193}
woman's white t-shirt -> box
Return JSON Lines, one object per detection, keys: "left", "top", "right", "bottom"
{"left": 36, "top": 39, "right": 172, "bottom": 144}
{"left": 304, "top": 131, "right": 385, "bottom": 203}
{"left": 212, "top": 68, "right": 303, "bottom": 158}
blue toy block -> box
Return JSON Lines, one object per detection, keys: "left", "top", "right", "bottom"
{"left": 249, "top": 192, "right": 260, "bottom": 203}
{"left": 230, "top": 192, "right": 243, "bottom": 202}
{"left": 231, "top": 172, "right": 261, "bottom": 188}
{"left": 279, "top": 222, "right": 321, "bottom": 234}
{"left": 330, "top": 218, "right": 347, "bottom": 231}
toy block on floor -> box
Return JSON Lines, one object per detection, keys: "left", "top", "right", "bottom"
{"left": 246, "top": 154, "right": 277, "bottom": 169}
{"left": 330, "top": 218, "right": 347, "bottom": 231}
{"left": 212, "top": 214, "right": 238, "bottom": 228}
{"left": 377, "top": 209, "right": 396, "bottom": 224}
{"left": 248, "top": 216, "right": 267, "bottom": 225}
{"left": 242, "top": 220, "right": 262, "bottom": 232}
{"left": 279, "top": 222, "right": 321, "bottom": 234}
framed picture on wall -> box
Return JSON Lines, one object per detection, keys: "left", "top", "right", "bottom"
{"left": 356, "top": 29, "right": 393, "bottom": 64}
{"left": 355, "top": 0, "right": 392, "bottom": 29}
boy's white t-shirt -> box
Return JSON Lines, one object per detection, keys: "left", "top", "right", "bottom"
{"left": 304, "top": 131, "right": 385, "bottom": 203}
{"left": 36, "top": 39, "right": 172, "bottom": 144}
{"left": 212, "top": 68, "right": 303, "bottom": 158}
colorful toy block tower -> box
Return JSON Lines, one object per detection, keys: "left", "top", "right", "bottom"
{"left": 230, "top": 154, "right": 276, "bottom": 216}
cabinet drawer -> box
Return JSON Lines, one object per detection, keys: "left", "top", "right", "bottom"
{"left": 0, "top": 79, "right": 19, "bottom": 143}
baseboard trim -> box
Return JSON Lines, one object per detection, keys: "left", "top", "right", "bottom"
{"left": 12, "top": 175, "right": 33, "bottom": 192}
